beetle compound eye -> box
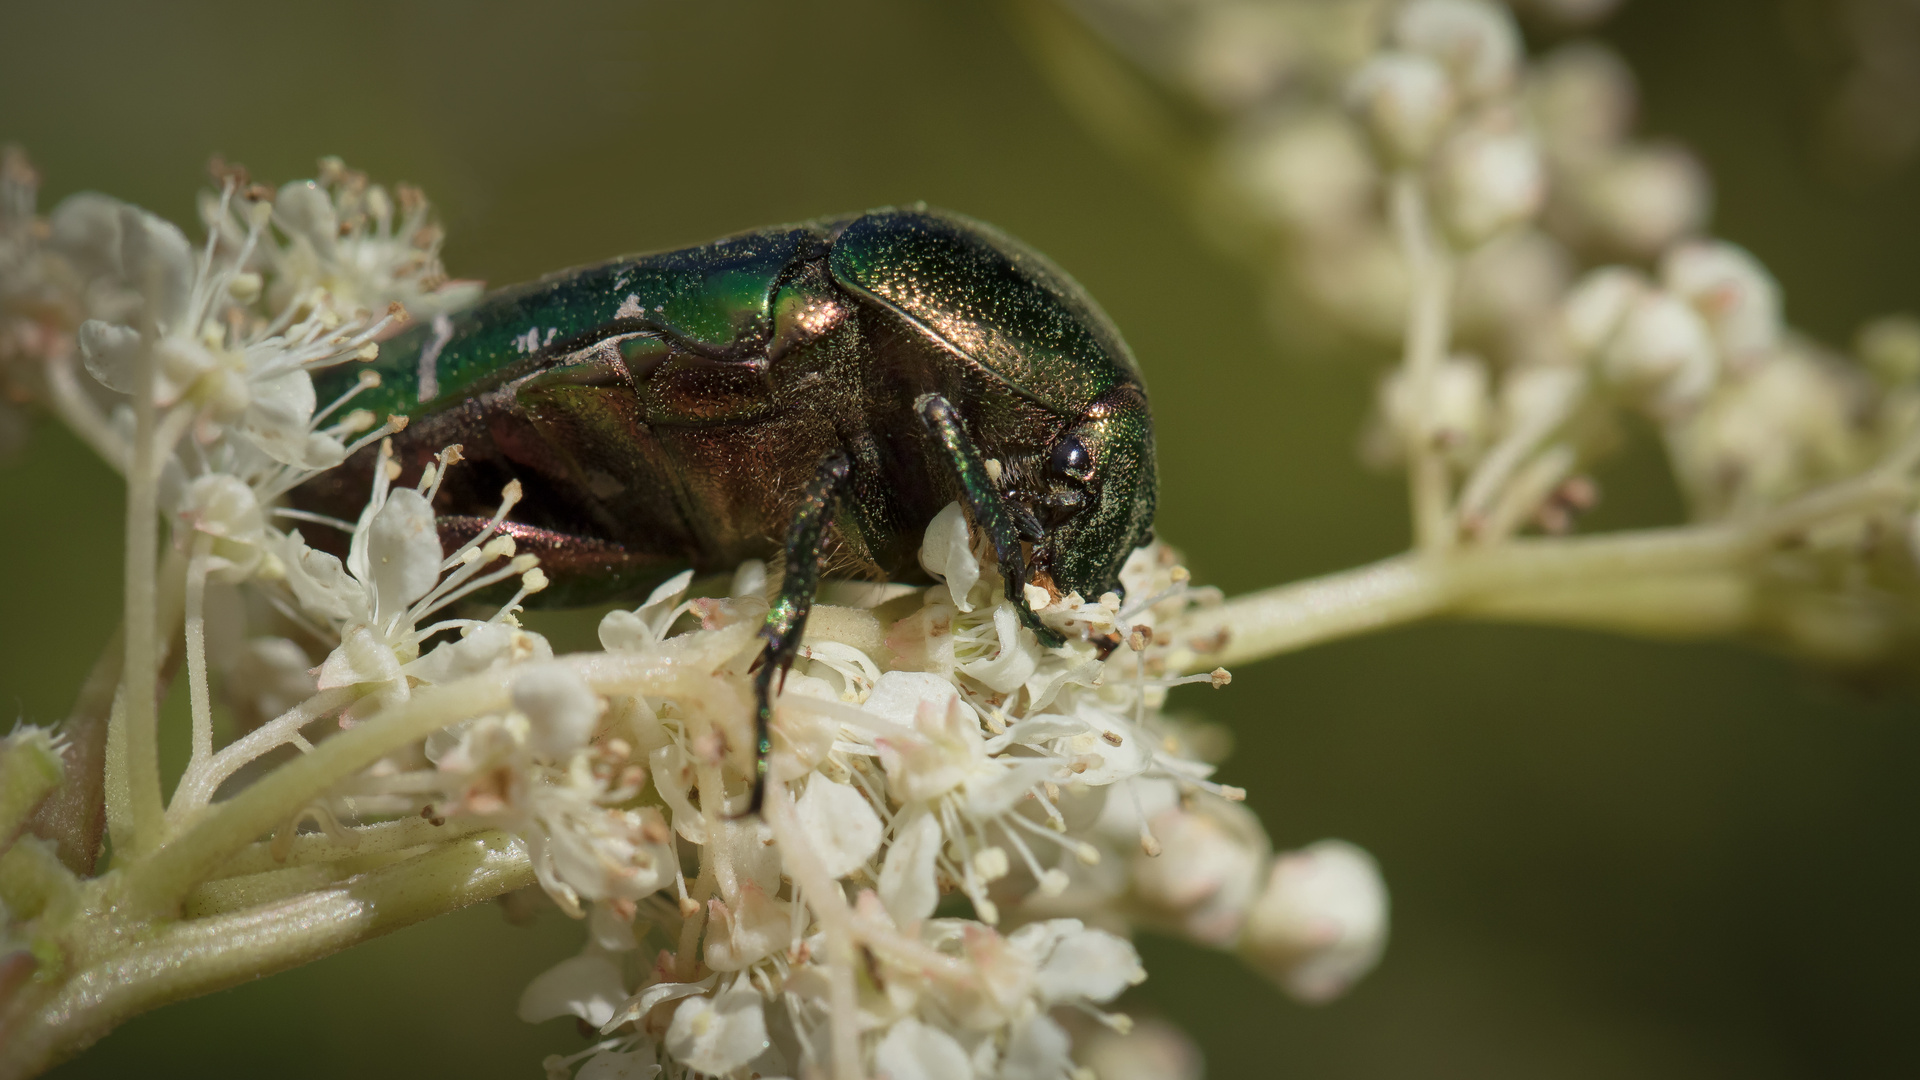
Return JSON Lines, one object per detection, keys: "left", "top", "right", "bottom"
{"left": 1050, "top": 435, "right": 1094, "bottom": 482}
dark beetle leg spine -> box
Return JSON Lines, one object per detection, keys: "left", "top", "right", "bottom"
{"left": 915, "top": 393, "right": 1066, "bottom": 648}
{"left": 746, "top": 448, "right": 854, "bottom": 816}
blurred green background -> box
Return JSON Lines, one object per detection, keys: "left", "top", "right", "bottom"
{"left": 5, "top": 1, "right": 1919, "bottom": 1076}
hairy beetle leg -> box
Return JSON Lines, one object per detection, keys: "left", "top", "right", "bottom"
{"left": 915, "top": 393, "right": 1066, "bottom": 649}
{"left": 743, "top": 448, "right": 854, "bottom": 817}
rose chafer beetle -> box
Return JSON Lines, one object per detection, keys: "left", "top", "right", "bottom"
{"left": 298, "top": 206, "right": 1156, "bottom": 811}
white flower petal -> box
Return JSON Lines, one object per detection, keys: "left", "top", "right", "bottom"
{"left": 366, "top": 487, "right": 442, "bottom": 617}
{"left": 878, "top": 807, "right": 944, "bottom": 926}
{"left": 242, "top": 369, "right": 321, "bottom": 466}
{"left": 1033, "top": 922, "right": 1146, "bottom": 1005}
{"left": 999, "top": 1015, "right": 1074, "bottom": 1080}
{"left": 663, "top": 988, "right": 769, "bottom": 1076}
{"left": 918, "top": 501, "right": 979, "bottom": 612}
{"left": 77, "top": 319, "right": 144, "bottom": 393}
{"left": 795, "top": 775, "right": 883, "bottom": 880}
{"left": 874, "top": 1017, "right": 974, "bottom": 1080}
{"left": 274, "top": 180, "right": 339, "bottom": 257}
{"left": 517, "top": 949, "right": 627, "bottom": 1027}
{"left": 603, "top": 975, "right": 716, "bottom": 1032}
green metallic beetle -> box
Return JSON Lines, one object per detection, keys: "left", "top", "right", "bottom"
{"left": 297, "top": 206, "right": 1155, "bottom": 810}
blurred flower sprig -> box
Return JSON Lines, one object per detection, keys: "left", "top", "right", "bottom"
{"left": 1024, "top": 0, "right": 1920, "bottom": 675}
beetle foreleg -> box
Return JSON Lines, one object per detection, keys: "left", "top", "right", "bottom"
{"left": 914, "top": 393, "right": 1066, "bottom": 649}
{"left": 746, "top": 447, "right": 853, "bottom": 816}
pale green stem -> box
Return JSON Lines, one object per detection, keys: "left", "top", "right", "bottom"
{"left": 182, "top": 533, "right": 214, "bottom": 777}
{"left": 1, "top": 831, "right": 532, "bottom": 1080}
{"left": 171, "top": 688, "right": 356, "bottom": 814}
{"left": 1390, "top": 171, "right": 1457, "bottom": 553}
{"left": 1192, "top": 465, "right": 1913, "bottom": 670}
{"left": 118, "top": 343, "right": 163, "bottom": 856}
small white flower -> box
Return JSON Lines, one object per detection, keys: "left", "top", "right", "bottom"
{"left": 1239, "top": 839, "right": 1390, "bottom": 1004}
{"left": 874, "top": 1017, "right": 974, "bottom": 1080}
{"left": 1433, "top": 122, "right": 1547, "bottom": 246}
{"left": 1601, "top": 289, "right": 1720, "bottom": 413}
{"left": 1394, "top": 0, "right": 1523, "bottom": 103}
{"left": 1347, "top": 53, "right": 1457, "bottom": 163}
{"left": 663, "top": 988, "right": 770, "bottom": 1076}
{"left": 1661, "top": 239, "right": 1781, "bottom": 365}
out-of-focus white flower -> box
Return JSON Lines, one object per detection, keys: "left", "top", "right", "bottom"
{"left": 1433, "top": 121, "right": 1547, "bottom": 247}
{"left": 1562, "top": 265, "right": 1648, "bottom": 356}
{"left": 1455, "top": 229, "right": 1574, "bottom": 347}
{"left": 1377, "top": 353, "right": 1492, "bottom": 465}
{"left": 62, "top": 192, "right": 402, "bottom": 471}
{"left": 1239, "top": 839, "right": 1389, "bottom": 1004}
{"left": 1074, "top": 1016, "right": 1205, "bottom": 1080}
{"left": 1858, "top": 313, "right": 1920, "bottom": 386}
{"left": 202, "top": 157, "right": 482, "bottom": 320}
{"left": 1348, "top": 53, "right": 1458, "bottom": 164}
{"left": 1568, "top": 144, "right": 1712, "bottom": 258}
{"left": 1669, "top": 347, "right": 1863, "bottom": 516}
{"left": 664, "top": 987, "right": 769, "bottom": 1076}
{"left": 1131, "top": 796, "right": 1270, "bottom": 946}
{"left": 874, "top": 1016, "right": 973, "bottom": 1080}
{"left": 1600, "top": 289, "right": 1720, "bottom": 414}
{"left": 1225, "top": 110, "right": 1379, "bottom": 236}
{"left": 1661, "top": 240, "right": 1782, "bottom": 367}
{"left": 1394, "top": 0, "right": 1523, "bottom": 103}
{"left": 1528, "top": 43, "right": 1637, "bottom": 164}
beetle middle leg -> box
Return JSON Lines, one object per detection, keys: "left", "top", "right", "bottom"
{"left": 744, "top": 447, "right": 853, "bottom": 816}
{"left": 915, "top": 393, "right": 1065, "bottom": 648}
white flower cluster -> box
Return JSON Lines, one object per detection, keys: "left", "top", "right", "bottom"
{"left": 0, "top": 152, "right": 1389, "bottom": 1079}
{"left": 1053, "top": 0, "right": 1920, "bottom": 668}
{"left": 478, "top": 511, "right": 1388, "bottom": 1078}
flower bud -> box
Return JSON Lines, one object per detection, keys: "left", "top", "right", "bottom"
{"left": 513, "top": 662, "right": 605, "bottom": 759}
{"left": 1075, "top": 1017, "right": 1204, "bottom": 1080}
{"left": 1661, "top": 240, "right": 1781, "bottom": 365}
{"left": 1455, "top": 229, "right": 1573, "bottom": 339}
{"left": 1131, "top": 798, "right": 1268, "bottom": 947}
{"left": 1433, "top": 122, "right": 1546, "bottom": 246}
{"left": 1394, "top": 0, "right": 1522, "bottom": 103}
{"left": 1379, "top": 353, "right": 1492, "bottom": 463}
{"left": 1562, "top": 265, "right": 1649, "bottom": 357}
{"left": 1225, "top": 110, "right": 1377, "bottom": 235}
{"left": 1348, "top": 52, "right": 1457, "bottom": 163}
{"left": 1857, "top": 314, "right": 1920, "bottom": 385}
{"left": 1527, "top": 42, "right": 1637, "bottom": 163}
{"left": 1573, "top": 144, "right": 1711, "bottom": 258}
{"left": 1601, "top": 289, "right": 1720, "bottom": 413}
{"left": 1239, "top": 839, "right": 1389, "bottom": 1004}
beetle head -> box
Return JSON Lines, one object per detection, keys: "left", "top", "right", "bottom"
{"left": 1031, "top": 384, "right": 1156, "bottom": 601}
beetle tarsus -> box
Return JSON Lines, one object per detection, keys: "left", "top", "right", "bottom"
{"left": 915, "top": 393, "right": 1066, "bottom": 649}
{"left": 743, "top": 448, "right": 854, "bottom": 817}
